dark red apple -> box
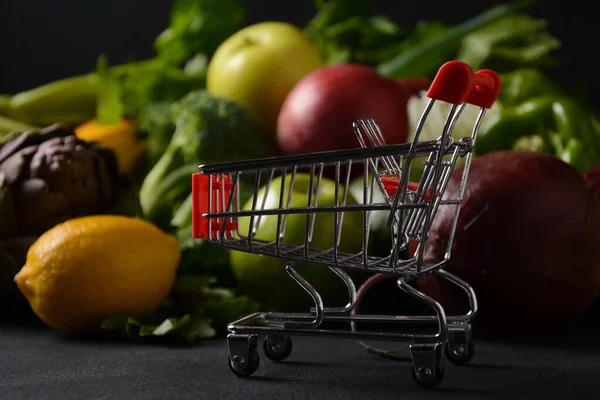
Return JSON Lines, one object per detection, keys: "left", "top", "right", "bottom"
{"left": 276, "top": 63, "right": 429, "bottom": 155}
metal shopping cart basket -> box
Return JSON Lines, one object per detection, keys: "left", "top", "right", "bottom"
{"left": 190, "top": 61, "right": 501, "bottom": 388}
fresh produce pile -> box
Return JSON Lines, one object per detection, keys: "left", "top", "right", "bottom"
{"left": 2, "top": 0, "right": 600, "bottom": 342}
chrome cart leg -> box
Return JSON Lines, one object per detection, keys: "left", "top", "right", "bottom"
{"left": 397, "top": 278, "right": 447, "bottom": 389}
{"left": 310, "top": 266, "right": 357, "bottom": 314}
{"left": 435, "top": 269, "right": 477, "bottom": 365}
{"left": 283, "top": 262, "right": 325, "bottom": 329}
{"left": 227, "top": 333, "right": 260, "bottom": 377}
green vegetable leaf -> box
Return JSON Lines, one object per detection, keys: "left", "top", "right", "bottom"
{"left": 498, "top": 68, "right": 566, "bottom": 106}
{"left": 456, "top": 13, "right": 560, "bottom": 71}
{"left": 305, "top": 0, "right": 410, "bottom": 66}
{"left": 154, "top": 0, "right": 246, "bottom": 66}
{"left": 171, "top": 193, "right": 194, "bottom": 229}
{"left": 136, "top": 102, "right": 177, "bottom": 167}
{"left": 176, "top": 235, "right": 236, "bottom": 287}
{"left": 113, "top": 60, "right": 207, "bottom": 119}
{"left": 0, "top": 115, "right": 38, "bottom": 137}
{"left": 95, "top": 55, "right": 125, "bottom": 125}
{"left": 139, "top": 90, "right": 273, "bottom": 228}
{"left": 177, "top": 315, "right": 216, "bottom": 341}
{"left": 203, "top": 295, "right": 259, "bottom": 335}
{"left": 377, "top": 0, "right": 537, "bottom": 79}
{"left": 101, "top": 274, "right": 257, "bottom": 343}
{"left": 0, "top": 95, "right": 11, "bottom": 115}
{"left": 94, "top": 58, "right": 207, "bottom": 123}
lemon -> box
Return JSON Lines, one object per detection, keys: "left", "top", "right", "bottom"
{"left": 14, "top": 215, "right": 181, "bottom": 333}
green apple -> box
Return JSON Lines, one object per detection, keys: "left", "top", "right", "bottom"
{"left": 230, "top": 173, "right": 366, "bottom": 311}
{"left": 206, "top": 22, "right": 323, "bottom": 135}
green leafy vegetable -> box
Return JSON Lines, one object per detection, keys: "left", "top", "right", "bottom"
{"left": 0, "top": 95, "right": 10, "bottom": 114}
{"left": 498, "top": 68, "right": 566, "bottom": 106}
{"left": 456, "top": 13, "right": 560, "bottom": 71}
{"left": 136, "top": 102, "right": 177, "bottom": 167}
{"left": 306, "top": 0, "right": 557, "bottom": 82}
{"left": 377, "top": 0, "right": 538, "bottom": 78}
{"left": 0, "top": 115, "right": 38, "bottom": 137}
{"left": 94, "top": 58, "right": 207, "bottom": 123}
{"left": 477, "top": 95, "right": 600, "bottom": 173}
{"left": 139, "top": 90, "right": 274, "bottom": 229}
{"left": 102, "top": 275, "right": 258, "bottom": 342}
{"left": 95, "top": 56, "right": 124, "bottom": 125}
{"left": 154, "top": 0, "right": 246, "bottom": 66}
{"left": 305, "top": 0, "right": 410, "bottom": 65}
{"left": 5, "top": 74, "right": 99, "bottom": 127}
{"left": 176, "top": 230, "right": 236, "bottom": 287}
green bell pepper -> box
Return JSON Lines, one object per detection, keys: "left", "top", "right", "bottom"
{"left": 498, "top": 68, "right": 566, "bottom": 106}
{"left": 476, "top": 95, "right": 600, "bottom": 173}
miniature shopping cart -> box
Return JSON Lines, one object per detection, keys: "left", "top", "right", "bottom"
{"left": 190, "top": 61, "right": 501, "bottom": 388}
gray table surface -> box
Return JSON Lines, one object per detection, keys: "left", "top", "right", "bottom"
{"left": 1, "top": 315, "right": 599, "bottom": 400}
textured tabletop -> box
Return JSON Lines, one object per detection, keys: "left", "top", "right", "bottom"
{"left": 1, "top": 314, "right": 599, "bottom": 400}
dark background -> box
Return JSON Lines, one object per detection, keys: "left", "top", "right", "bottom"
{"left": 0, "top": 0, "right": 595, "bottom": 103}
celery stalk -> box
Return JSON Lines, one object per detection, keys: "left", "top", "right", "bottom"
{"left": 0, "top": 95, "right": 11, "bottom": 115}
{"left": 0, "top": 115, "right": 38, "bottom": 137}
{"left": 9, "top": 74, "right": 99, "bottom": 126}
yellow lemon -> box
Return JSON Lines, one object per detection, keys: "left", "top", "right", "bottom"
{"left": 14, "top": 215, "right": 180, "bottom": 333}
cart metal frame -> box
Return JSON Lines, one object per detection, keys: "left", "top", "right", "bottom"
{"left": 191, "top": 61, "right": 501, "bottom": 388}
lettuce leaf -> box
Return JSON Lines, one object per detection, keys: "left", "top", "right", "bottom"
{"left": 304, "top": 0, "right": 411, "bottom": 66}
{"left": 154, "top": 0, "right": 246, "bottom": 66}
{"left": 102, "top": 275, "right": 258, "bottom": 343}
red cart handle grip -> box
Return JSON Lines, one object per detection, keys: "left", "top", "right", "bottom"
{"left": 426, "top": 61, "right": 501, "bottom": 108}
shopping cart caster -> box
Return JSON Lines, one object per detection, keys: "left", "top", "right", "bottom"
{"left": 263, "top": 335, "right": 293, "bottom": 362}
{"left": 410, "top": 343, "right": 445, "bottom": 389}
{"left": 445, "top": 325, "right": 475, "bottom": 365}
{"left": 227, "top": 334, "right": 260, "bottom": 377}
{"left": 445, "top": 339, "right": 474, "bottom": 365}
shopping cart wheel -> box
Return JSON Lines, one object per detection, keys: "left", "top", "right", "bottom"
{"left": 412, "top": 361, "right": 445, "bottom": 389}
{"left": 263, "top": 335, "right": 293, "bottom": 362}
{"left": 227, "top": 334, "right": 260, "bottom": 377}
{"left": 229, "top": 350, "right": 260, "bottom": 377}
{"left": 410, "top": 343, "right": 445, "bottom": 389}
{"left": 445, "top": 339, "right": 475, "bottom": 365}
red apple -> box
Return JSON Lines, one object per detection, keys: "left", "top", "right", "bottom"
{"left": 276, "top": 63, "right": 428, "bottom": 156}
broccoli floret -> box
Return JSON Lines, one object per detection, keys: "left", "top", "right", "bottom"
{"left": 170, "top": 90, "right": 272, "bottom": 165}
{"left": 139, "top": 90, "right": 274, "bottom": 229}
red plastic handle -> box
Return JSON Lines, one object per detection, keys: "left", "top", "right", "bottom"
{"left": 426, "top": 61, "right": 501, "bottom": 108}
{"left": 192, "top": 173, "right": 237, "bottom": 239}
{"left": 465, "top": 69, "right": 501, "bottom": 108}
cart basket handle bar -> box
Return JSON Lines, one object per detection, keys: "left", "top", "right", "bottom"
{"left": 198, "top": 140, "right": 447, "bottom": 175}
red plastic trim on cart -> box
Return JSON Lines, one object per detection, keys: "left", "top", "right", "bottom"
{"left": 426, "top": 61, "right": 501, "bottom": 107}
{"left": 192, "top": 173, "right": 237, "bottom": 239}
{"left": 380, "top": 176, "right": 439, "bottom": 201}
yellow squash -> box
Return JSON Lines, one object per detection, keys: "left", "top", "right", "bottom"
{"left": 75, "top": 119, "right": 146, "bottom": 175}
